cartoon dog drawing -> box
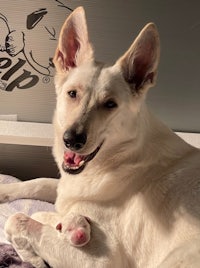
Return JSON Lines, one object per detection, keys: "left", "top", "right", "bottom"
{"left": 0, "top": 1, "right": 73, "bottom": 82}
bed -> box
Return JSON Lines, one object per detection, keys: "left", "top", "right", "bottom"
{"left": 0, "top": 121, "right": 55, "bottom": 267}
{"left": 0, "top": 121, "right": 200, "bottom": 267}
{"left": 0, "top": 174, "right": 54, "bottom": 267}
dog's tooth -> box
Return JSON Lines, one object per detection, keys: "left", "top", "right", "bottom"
{"left": 67, "top": 161, "right": 85, "bottom": 170}
{"left": 79, "top": 160, "right": 85, "bottom": 167}
{"left": 71, "top": 166, "right": 79, "bottom": 170}
{"left": 70, "top": 167, "right": 75, "bottom": 170}
{"left": 65, "top": 164, "right": 78, "bottom": 170}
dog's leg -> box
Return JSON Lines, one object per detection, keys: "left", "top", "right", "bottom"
{"left": 32, "top": 211, "right": 91, "bottom": 247}
{"left": 5, "top": 212, "right": 92, "bottom": 268}
{"left": 5, "top": 212, "right": 91, "bottom": 266}
{"left": 31, "top": 211, "right": 61, "bottom": 225}
{"left": 4, "top": 212, "right": 119, "bottom": 268}
{"left": 0, "top": 178, "right": 58, "bottom": 203}
{"left": 5, "top": 213, "right": 49, "bottom": 268}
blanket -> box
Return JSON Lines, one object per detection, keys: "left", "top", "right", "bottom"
{"left": 0, "top": 174, "right": 55, "bottom": 267}
{"left": 0, "top": 243, "right": 34, "bottom": 268}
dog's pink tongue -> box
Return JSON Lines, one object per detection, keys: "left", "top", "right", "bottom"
{"left": 64, "top": 151, "right": 83, "bottom": 166}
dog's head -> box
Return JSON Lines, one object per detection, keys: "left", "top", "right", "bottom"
{"left": 53, "top": 7, "right": 160, "bottom": 175}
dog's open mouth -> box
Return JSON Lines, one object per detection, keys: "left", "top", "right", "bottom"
{"left": 62, "top": 143, "right": 103, "bottom": 174}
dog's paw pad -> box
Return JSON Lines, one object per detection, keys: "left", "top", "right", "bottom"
{"left": 12, "top": 237, "right": 30, "bottom": 250}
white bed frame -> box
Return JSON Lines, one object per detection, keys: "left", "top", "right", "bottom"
{"left": 0, "top": 120, "right": 199, "bottom": 149}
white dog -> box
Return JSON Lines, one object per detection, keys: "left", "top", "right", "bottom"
{"left": 1, "top": 6, "right": 200, "bottom": 268}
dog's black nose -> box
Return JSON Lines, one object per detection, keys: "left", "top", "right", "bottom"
{"left": 63, "top": 130, "right": 87, "bottom": 151}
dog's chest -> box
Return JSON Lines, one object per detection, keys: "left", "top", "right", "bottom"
{"left": 122, "top": 187, "right": 200, "bottom": 267}
{"left": 55, "top": 154, "right": 200, "bottom": 267}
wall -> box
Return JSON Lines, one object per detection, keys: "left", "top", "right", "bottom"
{"left": 0, "top": 0, "right": 200, "bottom": 178}
{"left": 1, "top": 0, "right": 200, "bottom": 130}
{"left": 0, "top": 144, "right": 59, "bottom": 180}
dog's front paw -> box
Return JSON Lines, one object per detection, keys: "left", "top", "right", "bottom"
{"left": 4, "top": 213, "right": 48, "bottom": 268}
{"left": 4, "top": 213, "right": 30, "bottom": 241}
{"left": 0, "top": 183, "right": 14, "bottom": 203}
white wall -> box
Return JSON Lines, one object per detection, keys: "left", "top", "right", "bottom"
{"left": 0, "top": 1, "right": 200, "bottom": 178}
{"left": 0, "top": 0, "right": 199, "bottom": 132}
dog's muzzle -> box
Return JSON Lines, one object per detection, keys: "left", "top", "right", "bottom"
{"left": 62, "top": 130, "right": 103, "bottom": 174}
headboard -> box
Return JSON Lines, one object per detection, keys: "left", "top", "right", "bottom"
{"left": 0, "top": 121, "right": 199, "bottom": 148}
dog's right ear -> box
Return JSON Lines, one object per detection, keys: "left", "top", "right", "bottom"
{"left": 53, "top": 7, "right": 94, "bottom": 73}
{"left": 116, "top": 23, "right": 160, "bottom": 93}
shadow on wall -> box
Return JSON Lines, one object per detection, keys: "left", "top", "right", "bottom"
{"left": 0, "top": 144, "right": 59, "bottom": 180}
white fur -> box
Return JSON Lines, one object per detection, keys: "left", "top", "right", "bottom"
{"left": 1, "top": 6, "right": 200, "bottom": 268}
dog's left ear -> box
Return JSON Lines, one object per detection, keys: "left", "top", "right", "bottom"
{"left": 116, "top": 23, "right": 160, "bottom": 93}
{"left": 53, "top": 7, "right": 94, "bottom": 73}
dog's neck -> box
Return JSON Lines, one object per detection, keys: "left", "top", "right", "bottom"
{"left": 93, "top": 105, "right": 193, "bottom": 197}
{"left": 95, "top": 103, "right": 192, "bottom": 170}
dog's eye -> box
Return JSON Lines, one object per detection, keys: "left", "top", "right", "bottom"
{"left": 104, "top": 100, "right": 117, "bottom": 109}
{"left": 68, "top": 90, "right": 77, "bottom": 98}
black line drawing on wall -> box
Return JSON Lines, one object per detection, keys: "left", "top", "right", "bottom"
{"left": 0, "top": 1, "right": 73, "bottom": 92}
